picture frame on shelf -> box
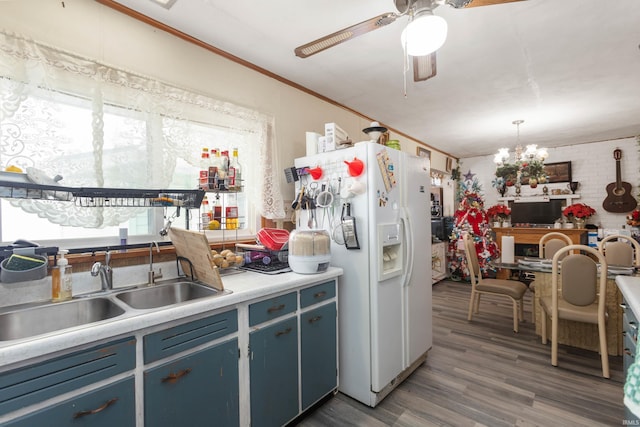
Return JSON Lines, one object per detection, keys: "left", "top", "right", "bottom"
{"left": 544, "top": 161, "right": 572, "bottom": 183}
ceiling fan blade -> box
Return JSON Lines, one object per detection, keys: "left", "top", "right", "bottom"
{"left": 413, "top": 53, "right": 437, "bottom": 82}
{"left": 294, "top": 13, "right": 398, "bottom": 58}
{"left": 446, "top": 0, "right": 525, "bottom": 8}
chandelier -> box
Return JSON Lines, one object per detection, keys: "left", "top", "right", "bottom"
{"left": 493, "top": 120, "right": 549, "bottom": 189}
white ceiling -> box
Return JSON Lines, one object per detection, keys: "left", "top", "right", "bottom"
{"left": 108, "top": 0, "right": 640, "bottom": 159}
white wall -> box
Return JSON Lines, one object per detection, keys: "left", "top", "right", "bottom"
{"left": 0, "top": 0, "right": 455, "bottom": 202}
{"left": 461, "top": 137, "right": 638, "bottom": 230}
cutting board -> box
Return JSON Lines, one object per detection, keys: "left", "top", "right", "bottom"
{"left": 168, "top": 227, "right": 224, "bottom": 291}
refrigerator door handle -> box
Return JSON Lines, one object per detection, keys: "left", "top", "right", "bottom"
{"left": 400, "top": 208, "right": 414, "bottom": 287}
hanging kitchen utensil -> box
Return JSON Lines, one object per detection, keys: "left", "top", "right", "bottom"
{"left": 341, "top": 202, "right": 360, "bottom": 250}
{"left": 307, "top": 166, "right": 323, "bottom": 180}
{"left": 315, "top": 182, "right": 334, "bottom": 229}
{"left": 344, "top": 157, "right": 365, "bottom": 177}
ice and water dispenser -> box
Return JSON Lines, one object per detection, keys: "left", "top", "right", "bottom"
{"left": 378, "top": 223, "right": 403, "bottom": 281}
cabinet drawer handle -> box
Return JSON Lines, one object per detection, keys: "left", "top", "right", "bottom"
{"left": 73, "top": 397, "right": 118, "bottom": 419}
{"left": 314, "top": 291, "right": 327, "bottom": 299}
{"left": 625, "top": 349, "right": 635, "bottom": 357}
{"left": 630, "top": 322, "right": 638, "bottom": 332}
{"left": 267, "top": 304, "right": 285, "bottom": 314}
{"left": 275, "top": 327, "right": 292, "bottom": 337}
{"left": 308, "top": 315, "right": 323, "bottom": 324}
{"left": 621, "top": 303, "right": 629, "bottom": 309}
{"left": 161, "top": 368, "right": 192, "bottom": 384}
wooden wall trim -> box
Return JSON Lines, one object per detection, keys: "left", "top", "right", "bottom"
{"left": 95, "top": 0, "right": 457, "bottom": 160}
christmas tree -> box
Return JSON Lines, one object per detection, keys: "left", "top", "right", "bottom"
{"left": 448, "top": 172, "right": 499, "bottom": 281}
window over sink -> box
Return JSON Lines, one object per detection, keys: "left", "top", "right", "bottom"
{"left": 0, "top": 31, "right": 285, "bottom": 247}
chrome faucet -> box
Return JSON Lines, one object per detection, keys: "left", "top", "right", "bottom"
{"left": 91, "top": 251, "right": 113, "bottom": 292}
{"left": 148, "top": 241, "right": 163, "bottom": 285}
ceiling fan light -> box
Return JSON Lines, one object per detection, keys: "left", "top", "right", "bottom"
{"left": 401, "top": 11, "right": 448, "bottom": 56}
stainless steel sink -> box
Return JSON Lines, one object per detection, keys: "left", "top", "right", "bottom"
{"left": 115, "top": 281, "right": 225, "bottom": 310}
{"left": 0, "top": 297, "right": 125, "bottom": 341}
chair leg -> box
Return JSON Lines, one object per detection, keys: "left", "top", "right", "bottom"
{"left": 530, "top": 293, "right": 536, "bottom": 323}
{"left": 467, "top": 290, "right": 476, "bottom": 322}
{"left": 551, "top": 313, "right": 558, "bottom": 367}
{"left": 598, "top": 321, "right": 610, "bottom": 379}
{"left": 474, "top": 293, "right": 481, "bottom": 314}
{"left": 540, "top": 307, "right": 547, "bottom": 345}
{"left": 519, "top": 299, "right": 524, "bottom": 322}
{"left": 512, "top": 299, "right": 519, "bottom": 333}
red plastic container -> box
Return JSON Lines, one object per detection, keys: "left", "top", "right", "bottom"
{"left": 256, "top": 228, "right": 290, "bottom": 251}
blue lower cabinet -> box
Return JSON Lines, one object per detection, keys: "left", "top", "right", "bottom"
{"left": 301, "top": 302, "right": 337, "bottom": 410}
{"left": 250, "top": 316, "right": 299, "bottom": 427}
{"left": 144, "top": 338, "right": 240, "bottom": 427}
{"left": 6, "top": 376, "right": 135, "bottom": 427}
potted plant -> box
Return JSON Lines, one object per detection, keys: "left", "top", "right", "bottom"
{"left": 521, "top": 159, "right": 547, "bottom": 188}
{"left": 486, "top": 204, "right": 512, "bottom": 227}
{"left": 491, "top": 177, "right": 507, "bottom": 197}
{"left": 495, "top": 163, "right": 520, "bottom": 187}
{"left": 562, "top": 203, "right": 596, "bottom": 228}
{"left": 627, "top": 209, "right": 640, "bottom": 227}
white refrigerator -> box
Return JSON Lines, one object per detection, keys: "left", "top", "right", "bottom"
{"left": 294, "top": 141, "right": 432, "bottom": 407}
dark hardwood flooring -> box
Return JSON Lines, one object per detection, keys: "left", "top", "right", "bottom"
{"left": 297, "top": 279, "right": 624, "bottom": 426}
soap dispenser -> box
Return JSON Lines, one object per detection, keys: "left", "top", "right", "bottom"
{"left": 52, "top": 249, "right": 72, "bottom": 302}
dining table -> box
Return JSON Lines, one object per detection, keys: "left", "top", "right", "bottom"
{"left": 492, "top": 256, "right": 638, "bottom": 356}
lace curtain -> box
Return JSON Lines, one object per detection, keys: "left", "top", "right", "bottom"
{"left": 0, "top": 31, "right": 285, "bottom": 227}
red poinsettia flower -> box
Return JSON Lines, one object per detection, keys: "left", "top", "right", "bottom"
{"left": 627, "top": 209, "right": 640, "bottom": 226}
{"left": 562, "top": 203, "right": 596, "bottom": 219}
{"left": 486, "top": 204, "right": 512, "bottom": 220}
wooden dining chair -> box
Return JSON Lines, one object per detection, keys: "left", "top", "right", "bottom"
{"left": 539, "top": 232, "right": 573, "bottom": 260}
{"left": 463, "top": 233, "right": 528, "bottom": 332}
{"left": 528, "top": 232, "right": 575, "bottom": 322}
{"left": 539, "top": 244, "right": 609, "bottom": 378}
{"left": 598, "top": 234, "right": 640, "bottom": 267}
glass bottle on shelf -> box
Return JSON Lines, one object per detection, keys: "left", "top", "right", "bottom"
{"left": 228, "top": 147, "right": 242, "bottom": 191}
{"left": 208, "top": 148, "right": 219, "bottom": 190}
{"left": 225, "top": 192, "right": 238, "bottom": 230}
{"left": 216, "top": 149, "right": 228, "bottom": 190}
{"left": 212, "top": 194, "right": 222, "bottom": 230}
{"left": 200, "top": 195, "right": 211, "bottom": 230}
{"left": 199, "top": 147, "right": 209, "bottom": 190}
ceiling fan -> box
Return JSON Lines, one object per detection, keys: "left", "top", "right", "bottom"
{"left": 294, "top": 0, "right": 524, "bottom": 82}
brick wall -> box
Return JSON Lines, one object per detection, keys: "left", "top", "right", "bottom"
{"left": 460, "top": 137, "right": 639, "bottom": 230}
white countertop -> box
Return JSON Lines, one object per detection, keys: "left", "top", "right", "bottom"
{"left": 0, "top": 267, "right": 343, "bottom": 368}
{"left": 616, "top": 275, "right": 640, "bottom": 315}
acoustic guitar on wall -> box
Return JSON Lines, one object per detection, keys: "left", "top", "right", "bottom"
{"left": 603, "top": 148, "right": 637, "bottom": 213}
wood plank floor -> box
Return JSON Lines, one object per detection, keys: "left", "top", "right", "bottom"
{"left": 297, "top": 280, "right": 624, "bottom": 426}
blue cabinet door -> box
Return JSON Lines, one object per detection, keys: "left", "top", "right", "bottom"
{"left": 144, "top": 338, "right": 239, "bottom": 427}
{"left": 5, "top": 377, "right": 135, "bottom": 427}
{"left": 300, "top": 302, "right": 337, "bottom": 410}
{"left": 249, "top": 316, "right": 299, "bottom": 427}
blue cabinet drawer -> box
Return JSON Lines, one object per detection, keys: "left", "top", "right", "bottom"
{"left": 300, "top": 281, "right": 336, "bottom": 308}
{"left": 144, "top": 309, "right": 238, "bottom": 364}
{"left": 5, "top": 376, "right": 135, "bottom": 427}
{"left": 0, "top": 337, "right": 135, "bottom": 416}
{"left": 301, "top": 302, "right": 337, "bottom": 410}
{"left": 145, "top": 339, "right": 239, "bottom": 427}
{"left": 249, "top": 292, "right": 296, "bottom": 326}
{"left": 625, "top": 311, "right": 639, "bottom": 343}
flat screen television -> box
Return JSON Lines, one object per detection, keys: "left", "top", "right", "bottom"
{"left": 509, "top": 200, "right": 563, "bottom": 225}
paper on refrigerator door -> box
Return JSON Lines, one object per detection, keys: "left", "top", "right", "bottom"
{"left": 375, "top": 149, "right": 397, "bottom": 192}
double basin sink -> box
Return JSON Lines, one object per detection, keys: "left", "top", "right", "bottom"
{"left": 0, "top": 281, "right": 230, "bottom": 341}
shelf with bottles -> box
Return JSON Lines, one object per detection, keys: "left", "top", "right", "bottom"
{"left": 198, "top": 193, "right": 244, "bottom": 232}
{"left": 198, "top": 146, "right": 243, "bottom": 193}
{"left": 0, "top": 177, "right": 205, "bottom": 208}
